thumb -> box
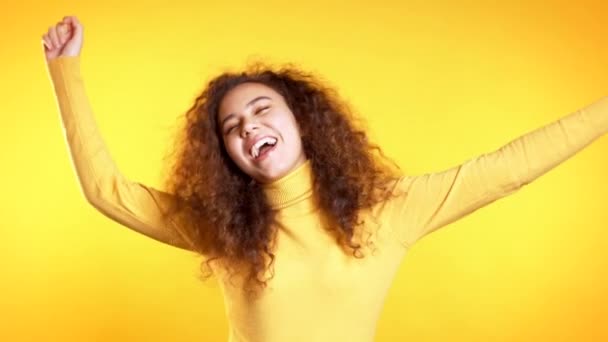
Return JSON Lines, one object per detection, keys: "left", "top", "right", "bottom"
{"left": 64, "top": 16, "right": 83, "bottom": 43}
{"left": 60, "top": 16, "right": 84, "bottom": 57}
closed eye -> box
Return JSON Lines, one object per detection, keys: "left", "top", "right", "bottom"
{"left": 224, "top": 106, "right": 270, "bottom": 134}
{"left": 255, "top": 106, "right": 270, "bottom": 114}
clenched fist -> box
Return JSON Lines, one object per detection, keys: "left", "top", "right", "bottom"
{"left": 42, "top": 16, "right": 83, "bottom": 63}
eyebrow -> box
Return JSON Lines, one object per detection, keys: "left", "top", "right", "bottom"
{"left": 220, "top": 96, "right": 272, "bottom": 129}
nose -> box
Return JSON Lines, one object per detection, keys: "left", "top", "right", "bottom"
{"left": 240, "top": 118, "right": 259, "bottom": 138}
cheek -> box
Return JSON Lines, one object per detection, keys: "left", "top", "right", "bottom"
{"left": 279, "top": 119, "right": 303, "bottom": 148}
{"left": 287, "top": 118, "right": 303, "bottom": 140}
{"left": 223, "top": 139, "right": 241, "bottom": 159}
{"left": 275, "top": 115, "right": 299, "bottom": 135}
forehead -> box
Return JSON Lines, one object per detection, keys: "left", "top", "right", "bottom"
{"left": 218, "top": 82, "right": 281, "bottom": 118}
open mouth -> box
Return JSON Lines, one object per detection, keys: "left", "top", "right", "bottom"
{"left": 250, "top": 139, "right": 278, "bottom": 162}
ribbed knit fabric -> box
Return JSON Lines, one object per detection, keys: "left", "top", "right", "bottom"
{"left": 262, "top": 159, "right": 315, "bottom": 210}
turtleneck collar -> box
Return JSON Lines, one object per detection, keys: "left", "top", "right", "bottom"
{"left": 262, "top": 159, "right": 316, "bottom": 211}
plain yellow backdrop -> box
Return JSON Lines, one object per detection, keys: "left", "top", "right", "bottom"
{"left": 1, "top": 1, "right": 607, "bottom": 341}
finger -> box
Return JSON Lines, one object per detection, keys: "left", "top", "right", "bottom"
{"left": 62, "top": 15, "right": 81, "bottom": 30}
{"left": 59, "top": 16, "right": 83, "bottom": 43}
{"left": 48, "top": 26, "right": 60, "bottom": 48}
{"left": 57, "top": 21, "right": 67, "bottom": 34}
{"left": 57, "top": 23, "right": 70, "bottom": 43}
{"left": 42, "top": 34, "right": 52, "bottom": 50}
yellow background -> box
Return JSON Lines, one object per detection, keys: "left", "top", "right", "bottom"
{"left": 2, "top": 0, "right": 607, "bottom": 341}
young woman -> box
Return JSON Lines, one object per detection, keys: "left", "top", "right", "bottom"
{"left": 43, "top": 16, "right": 608, "bottom": 342}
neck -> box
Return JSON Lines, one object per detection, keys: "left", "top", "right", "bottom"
{"left": 261, "top": 159, "right": 315, "bottom": 211}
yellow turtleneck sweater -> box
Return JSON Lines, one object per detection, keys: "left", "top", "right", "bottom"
{"left": 46, "top": 56, "right": 608, "bottom": 342}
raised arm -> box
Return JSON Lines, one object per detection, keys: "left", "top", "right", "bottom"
{"left": 43, "top": 17, "right": 194, "bottom": 251}
{"left": 387, "top": 96, "right": 608, "bottom": 249}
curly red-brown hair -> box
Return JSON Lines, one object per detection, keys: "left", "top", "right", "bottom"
{"left": 160, "top": 61, "right": 403, "bottom": 296}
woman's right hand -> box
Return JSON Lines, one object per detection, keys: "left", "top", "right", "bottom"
{"left": 42, "top": 16, "right": 84, "bottom": 63}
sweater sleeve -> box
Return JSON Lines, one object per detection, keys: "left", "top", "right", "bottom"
{"left": 46, "top": 56, "right": 194, "bottom": 251}
{"left": 386, "top": 96, "right": 608, "bottom": 249}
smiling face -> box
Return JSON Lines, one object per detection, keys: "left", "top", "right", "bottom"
{"left": 218, "top": 82, "right": 307, "bottom": 183}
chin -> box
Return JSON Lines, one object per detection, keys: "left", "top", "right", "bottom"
{"left": 257, "top": 167, "right": 284, "bottom": 183}
{"left": 252, "top": 162, "right": 288, "bottom": 183}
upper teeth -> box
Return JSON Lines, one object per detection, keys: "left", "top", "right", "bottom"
{"left": 250, "top": 137, "right": 277, "bottom": 158}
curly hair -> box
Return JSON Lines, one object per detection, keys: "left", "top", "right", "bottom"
{"left": 160, "top": 61, "right": 403, "bottom": 297}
